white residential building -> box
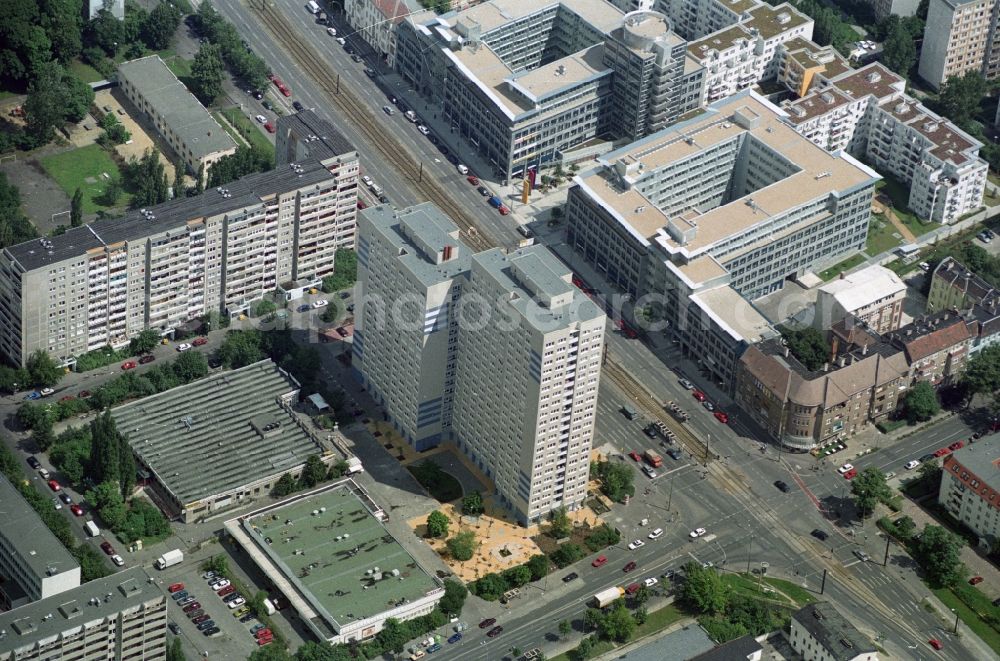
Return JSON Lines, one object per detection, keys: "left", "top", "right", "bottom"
{"left": 452, "top": 247, "right": 605, "bottom": 524}
{"left": 783, "top": 63, "right": 988, "bottom": 224}
{"left": 354, "top": 203, "right": 605, "bottom": 524}
{"left": 344, "top": 0, "right": 429, "bottom": 67}
{"left": 940, "top": 437, "right": 1000, "bottom": 547}
{"left": 0, "top": 568, "right": 167, "bottom": 661}
{"left": 0, "top": 476, "right": 80, "bottom": 611}
{"left": 815, "top": 265, "right": 906, "bottom": 333}
{"left": 353, "top": 203, "right": 471, "bottom": 450}
{"left": 918, "top": 0, "right": 1000, "bottom": 90}
{"left": 0, "top": 153, "right": 359, "bottom": 368}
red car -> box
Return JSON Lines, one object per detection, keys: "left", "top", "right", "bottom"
{"left": 70, "top": 504, "right": 84, "bottom": 516}
{"left": 478, "top": 618, "right": 497, "bottom": 629}
{"left": 182, "top": 602, "right": 201, "bottom": 613}
{"left": 121, "top": 361, "right": 137, "bottom": 370}
{"left": 498, "top": 205, "right": 510, "bottom": 215}
{"left": 139, "top": 355, "right": 155, "bottom": 364}
{"left": 628, "top": 451, "right": 642, "bottom": 462}
{"left": 192, "top": 337, "right": 208, "bottom": 346}
{"left": 217, "top": 585, "right": 236, "bottom": 597}
{"left": 47, "top": 479, "right": 61, "bottom": 491}
{"left": 59, "top": 395, "right": 75, "bottom": 402}
{"left": 357, "top": 199, "right": 367, "bottom": 210}
{"left": 714, "top": 411, "right": 729, "bottom": 424}
{"left": 692, "top": 389, "right": 706, "bottom": 402}
{"left": 928, "top": 638, "right": 943, "bottom": 650}
{"left": 78, "top": 390, "right": 91, "bottom": 398}
{"left": 168, "top": 583, "right": 185, "bottom": 594}
{"left": 100, "top": 541, "right": 115, "bottom": 555}
{"left": 254, "top": 628, "right": 272, "bottom": 639}
{"left": 264, "top": 122, "right": 276, "bottom": 133}
{"left": 592, "top": 555, "right": 608, "bottom": 568}
{"left": 624, "top": 582, "right": 641, "bottom": 595}
{"left": 933, "top": 447, "right": 950, "bottom": 457}
{"left": 843, "top": 469, "right": 858, "bottom": 480}
{"left": 970, "top": 576, "right": 984, "bottom": 585}
{"left": 623, "top": 561, "right": 637, "bottom": 573}
{"left": 949, "top": 440, "right": 965, "bottom": 451}
{"left": 467, "top": 175, "right": 479, "bottom": 185}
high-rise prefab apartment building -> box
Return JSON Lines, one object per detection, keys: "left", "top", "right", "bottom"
{"left": 353, "top": 204, "right": 605, "bottom": 524}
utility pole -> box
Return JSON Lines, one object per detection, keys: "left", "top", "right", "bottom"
{"left": 335, "top": 73, "right": 340, "bottom": 94}
{"left": 883, "top": 535, "right": 891, "bottom": 567}
{"left": 745, "top": 532, "right": 753, "bottom": 575}
{"left": 418, "top": 161, "right": 423, "bottom": 182}
{"left": 666, "top": 471, "right": 674, "bottom": 515}
{"left": 820, "top": 568, "right": 827, "bottom": 595}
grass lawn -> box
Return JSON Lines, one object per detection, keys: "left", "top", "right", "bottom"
{"left": 865, "top": 214, "right": 904, "bottom": 256}
{"left": 0, "top": 90, "right": 16, "bottom": 101}
{"left": 933, "top": 587, "right": 1000, "bottom": 655}
{"left": 818, "top": 253, "right": 866, "bottom": 281}
{"left": 876, "top": 178, "right": 936, "bottom": 237}
{"left": 720, "top": 573, "right": 816, "bottom": 607}
{"left": 213, "top": 111, "right": 250, "bottom": 148}
{"left": 67, "top": 59, "right": 105, "bottom": 84}
{"left": 164, "top": 56, "right": 193, "bottom": 87}
{"left": 219, "top": 107, "right": 275, "bottom": 159}
{"left": 40, "top": 144, "right": 128, "bottom": 214}
{"left": 408, "top": 461, "right": 463, "bottom": 502}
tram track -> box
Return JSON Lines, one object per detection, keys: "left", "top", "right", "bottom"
{"left": 253, "top": 2, "right": 493, "bottom": 253}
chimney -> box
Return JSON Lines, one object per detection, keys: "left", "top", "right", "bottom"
{"left": 442, "top": 245, "right": 453, "bottom": 261}
{"left": 823, "top": 362, "right": 829, "bottom": 372}
{"left": 838, "top": 355, "right": 847, "bottom": 367}
{"left": 784, "top": 346, "right": 790, "bottom": 358}
{"left": 830, "top": 335, "right": 839, "bottom": 362}
{"left": 862, "top": 343, "right": 869, "bottom": 356}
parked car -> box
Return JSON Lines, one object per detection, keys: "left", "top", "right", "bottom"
{"left": 293, "top": 101, "right": 305, "bottom": 111}
{"left": 203, "top": 627, "right": 220, "bottom": 636}
{"left": 192, "top": 337, "right": 208, "bottom": 346}
{"left": 970, "top": 576, "right": 984, "bottom": 585}
{"left": 904, "top": 460, "right": 920, "bottom": 470}
{"left": 197, "top": 620, "right": 216, "bottom": 631}
{"left": 627, "top": 539, "right": 645, "bottom": 550}
{"left": 210, "top": 579, "right": 230, "bottom": 591}
{"left": 678, "top": 378, "right": 694, "bottom": 389}
{"left": 562, "top": 572, "right": 579, "bottom": 583}
{"left": 692, "top": 389, "right": 706, "bottom": 402}
{"left": 644, "top": 577, "right": 658, "bottom": 587}
{"left": 168, "top": 583, "right": 185, "bottom": 593}
{"left": 648, "top": 528, "right": 664, "bottom": 540}
{"left": 121, "top": 361, "right": 137, "bottom": 370}
{"left": 810, "top": 529, "right": 828, "bottom": 541}
{"left": 265, "top": 122, "right": 276, "bottom": 134}
{"left": 628, "top": 451, "right": 641, "bottom": 462}
{"left": 312, "top": 299, "right": 329, "bottom": 308}
{"left": 774, "top": 480, "right": 791, "bottom": 493}
{"left": 48, "top": 480, "right": 61, "bottom": 492}
{"left": 227, "top": 597, "right": 246, "bottom": 609}
{"left": 70, "top": 504, "right": 84, "bottom": 516}
{"left": 192, "top": 614, "right": 211, "bottom": 625}
{"left": 486, "top": 626, "right": 503, "bottom": 638}
{"left": 689, "top": 527, "right": 707, "bottom": 538}
{"left": 592, "top": 555, "right": 608, "bottom": 568}
{"left": 447, "top": 633, "right": 463, "bottom": 644}
{"left": 111, "top": 554, "right": 125, "bottom": 566}
{"left": 183, "top": 602, "right": 202, "bottom": 613}
{"left": 623, "top": 561, "right": 637, "bottom": 573}
{"left": 843, "top": 469, "right": 858, "bottom": 480}
{"left": 478, "top": 618, "right": 497, "bottom": 629}
{"left": 837, "top": 463, "right": 854, "bottom": 474}
{"left": 26, "top": 456, "right": 41, "bottom": 469}
{"left": 186, "top": 609, "right": 204, "bottom": 620}
{"left": 139, "top": 355, "right": 155, "bottom": 364}
{"left": 714, "top": 411, "right": 729, "bottom": 424}
{"left": 168, "top": 622, "right": 181, "bottom": 635}
{"left": 928, "top": 638, "right": 943, "bottom": 650}
{"left": 171, "top": 591, "right": 189, "bottom": 601}
{"left": 853, "top": 549, "right": 870, "bottom": 562}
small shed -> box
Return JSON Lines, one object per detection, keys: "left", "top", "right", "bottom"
{"left": 307, "top": 393, "right": 330, "bottom": 412}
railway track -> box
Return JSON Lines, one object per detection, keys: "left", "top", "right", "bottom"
{"left": 253, "top": 3, "right": 494, "bottom": 253}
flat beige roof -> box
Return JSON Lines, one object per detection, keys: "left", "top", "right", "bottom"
{"left": 508, "top": 45, "right": 607, "bottom": 102}
{"left": 445, "top": 0, "right": 623, "bottom": 36}
{"left": 579, "top": 92, "right": 879, "bottom": 256}
{"left": 690, "top": 285, "right": 773, "bottom": 343}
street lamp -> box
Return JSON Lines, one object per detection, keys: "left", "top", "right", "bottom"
{"left": 952, "top": 608, "right": 959, "bottom": 635}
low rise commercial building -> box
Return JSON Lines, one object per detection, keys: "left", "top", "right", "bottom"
{"left": 0, "top": 152, "right": 358, "bottom": 368}
{"left": 0, "top": 476, "right": 80, "bottom": 611}
{"left": 117, "top": 55, "right": 237, "bottom": 186}
{"left": 940, "top": 437, "right": 1000, "bottom": 548}
{"left": 111, "top": 360, "right": 345, "bottom": 523}
{"left": 814, "top": 265, "right": 905, "bottom": 333}
{"left": 789, "top": 602, "right": 878, "bottom": 661}
{"left": 225, "top": 482, "right": 442, "bottom": 644}
{"left": 0, "top": 567, "right": 167, "bottom": 661}
{"left": 783, "top": 63, "right": 987, "bottom": 224}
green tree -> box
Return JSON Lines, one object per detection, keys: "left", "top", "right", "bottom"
{"left": 272, "top": 472, "right": 297, "bottom": 497}
{"left": 917, "top": 460, "right": 942, "bottom": 483}
{"left": 172, "top": 350, "right": 208, "bottom": 382}
{"left": 961, "top": 343, "right": 1000, "bottom": 404}
{"left": 895, "top": 515, "right": 917, "bottom": 539}
{"left": 70, "top": 188, "right": 83, "bottom": 227}
{"left": 903, "top": 381, "right": 940, "bottom": 423}
{"left": 679, "top": 561, "right": 728, "bottom": 615}
{"left": 550, "top": 542, "right": 585, "bottom": 567}
{"left": 426, "top": 509, "right": 450, "bottom": 538}
{"left": 461, "top": 490, "right": 484, "bottom": 516}
{"left": 125, "top": 150, "right": 169, "bottom": 208}
{"left": 321, "top": 249, "right": 358, "bottom": 293}
{"left": 559, "top": 619, "right": 571, "bottom": 638}
{"left": 173, "top": 159, "right": 186, "bottom": 198}
{"left": 880, "top": 21, "right": 917, "bottom": 76}
{"left": 446, "top": 530, "right": 476, "bottom": 561}
{"left": 128, "top": 329, "right": 161, "bottom": 356}
{"left": 779, "top": 326, "right": 831, "bottom": 371}
{"left": 218, "top": 329, "right": 266, "bottom": 368}
{"left": 598, "top": 602, "right": 636, "bottom": 642}
{"left": 549, "top": 505, "right": 572, "bottom": 539}
{"left": 248, "top": 646, "right": 292, "bottom": 661}
{"left": 374, "top": 618, "right": 410, "bottom": 654}
{"left": 850, "top": 467, "right": 892, "bottom": 518}
{"left": 196, "top": 163, "right": 206, "bottom": 194}
{"left": 298, "top": 454, "right": 328, "bottom": 489}
{"left": 915, "top": 525, "right": 965, "bottom": 587}
{"left": 471, "top": 572, "right": 507, "bottom": 600}
{"left": 208, "top": 144, "right": 274, "bottom": 188}
{"left": 935, "top": 71, "right": 988, "bottom": 127}
{"left": 439, "top": 578, "right": 467, "bottom": 615}
{"left": 32, "top": 416, "right": 55, "bottom": 451}
{"left": 252, "top": 298, "right": 277, "bottom": 318}
{"left": 85, "top": 8, "right": 123, "bottom": 55}
{"left": 526, "top": 553, "right": 550, "bottom": 581}
{"left": 0, "top": 172, "right": 39, "bottom": 249}
{"left": 98, "top": 179, "right": 123, "bottom": 206}
{"left": 190, "top": 43, "right": 225, "bottom": 104}
{"left": 201, "top": 554, "right": 229, "bottom": 577}
{"left": 593, "top": 461, "right": 634, "bottom": 503}
{"left": 576, "top": 636, "right": 594, "bottom": 659}
{"left": 501, "top": 564, "right": 532, "bottom": 588}
{"left": 166, "top": 637, "right": 186, "bottom": 661}
{"left": 26, "top": 350, "right": 61, "bottom": 387}
{"left": 88, "top": 480, "right": 128, "bottom": 529}
{"left": 88, "top": 410, "right": 121, "bottom": 485}
{"left": 142, "top": 2, "right": 181, "bottom": 50}
{"left": 72, "top": 543, "right": 112, "bottom": 581}
{"left": 631, "top": 585, "right": 651, "bottom": 607}
{"left": 118, "top": 431, "right": 136, "bottom": 499}
{"left": 583, "top": 608, "right": 604, "bottom": 632}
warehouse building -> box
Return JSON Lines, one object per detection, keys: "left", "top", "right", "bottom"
{"left": 117, "top": 55, "right": 237, "bottom": 186}
{"left": 111, "top": 360, "right": 345, "bottom": 523}
{"left": 0, "top": 567, "right": 167, "bottom": 661}
{"left": 0, "top": 476, "right": 80, "bottom": 611}
{"left": 225, "top": 482, "right": 443, "bottom": 644}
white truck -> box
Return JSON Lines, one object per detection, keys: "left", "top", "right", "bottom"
{"left": 154, "top": 549, "right": 184, "bottom": 569}
{"left": 347, "top": 456, "right": 364, "bottom": 475}
{"left": 83, "top": 520, "right": 100, "bottom": 537}
{"left": 263, "top": 598, "right": 277, "bottom": 615}
{"left": 591, "top": 586, "right": 625, "bottom": 608}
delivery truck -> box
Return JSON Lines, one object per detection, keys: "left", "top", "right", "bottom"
{"left": 643, "top": 449, "right": 663, "bottom": 468}
{"left": 155, "top": 549, "right": 184, "bottom": 569}
{"left": 591, "top": 586, "right": 625, "bottom": 608}
{"left": 84, "top": 520, "right": 100, "bottom": 537}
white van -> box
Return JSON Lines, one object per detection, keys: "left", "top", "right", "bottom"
{"left": 457, "top": 164, "right": 469, "bottom": 175}
{"left": 306, "top": 1, "right": 320, "bottom": 14}
{"left": 84, "top": 520, "right": 100, "bottom": 537}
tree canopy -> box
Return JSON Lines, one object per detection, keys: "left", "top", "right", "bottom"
{"left": 426, "top": 510, "right": 449, "bottom": 538}
{"left": 446, "top": 530, "right": 476, "bottom": 561}
{"left": 934, "top": 71, "right": 988, "bottom": 128}
{"left": 190, "top": 42, "right": 225, "bottom": 104}
{"left": 679, "top": 561, "right": 728, "bottom": 615}
{"left": 850, "top": 467, "right": 892, "bottom": 517}
{"left": 779, "top": 326, "right": 831, "bottom": 371}
{"left": 0, "top": 172, "right": 38, "bottom": 249}
{"left": 879, "top": 21, "right": 917, "bottom": 76}
{"left": 903, "top": 381, "right": 940, "bottom": 423}
{"left": 914, "top": 525, "right": 965, "bottom": 587}
{"left": 25, "top": 350, "right": 61, "bottom": 387}
{"left": 592, "top": 460, "right": 635, "bottom": 503}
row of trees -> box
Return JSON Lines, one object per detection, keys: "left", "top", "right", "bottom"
{"left": 881, "top": 516, "right": 966, "bottom": 587}
{"left": 678, "top": 561, "right": 789, "bottom": 643}
{"left": 192, "top": 2, "right": 269, "bottom": 93}
{"left": 591, "top": 460, "right": 635, "bottom": 503}
{"left": 0, "top": 348, "right": 62, "bottom": 393}
{"left": 271, "top": 455, "right": 350, "bottom": 498}
{"left": 468, "top": 554, "right": 550, "bottom": 600}
{"left": 208, "top": 144, "right": 274, "bottom": 188}
{"left": 0, "top": 172, "right": 38, "bottom": 249}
